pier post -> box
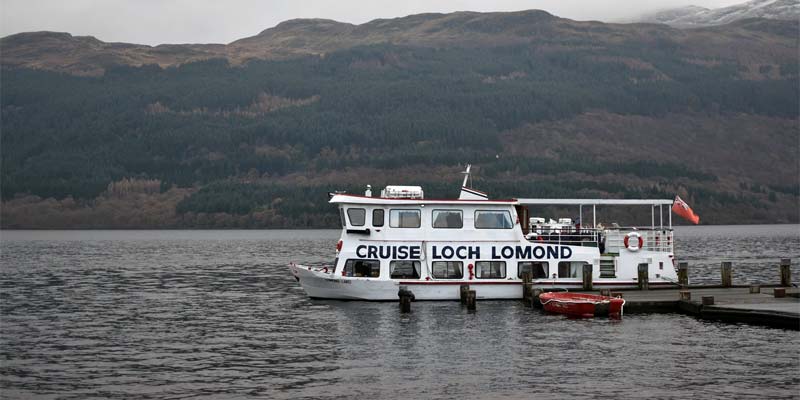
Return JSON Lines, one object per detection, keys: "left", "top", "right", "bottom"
{"left": 521, "top": 272, "right": 532, "bottom": 303}
{"left": 749, "top": 285, "right": 760, "bottom": 294}
{"left": 774, "top": 288, "right": 786, "bottom": 298}
{"left": 637, "top": 263, "right": 649, "bottom": 291}
{"left": 701, "top": 296, "right": 714, "bottom": 306}
{"left": 460, "top": 284, "right": 470, "bottom": 305}
{"left": 398, "top": 285, "right": 413, "bottom": 313}
{"left": 531, "top": 288, "right": 543, "bottom": 308}
{"left": 678, "top": 262, "right": 689, "bottom": 286}
{"left": 466, "top": 290, "right": 477, "bottom": 310}
{"left": 679, "top": 291, "right": 691, "bottom": 301}
{"left": 780, "top": 259, "right": 791, "bottom": 287}
{"left": 721, "top": 262, "right": 732, "bottom": 287}
{"left": 582, "top": 264, "right": 593, "bottom": 291}
{"left": 599, "top": 289, "right": 610, "bottom": 296}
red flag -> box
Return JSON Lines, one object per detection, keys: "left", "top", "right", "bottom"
{"left": 672, "top": 195, "right": 700, "bottom": 224}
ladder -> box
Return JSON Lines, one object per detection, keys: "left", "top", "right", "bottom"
{"left": 600, "top": 256, "right": 616, "bottom": 278}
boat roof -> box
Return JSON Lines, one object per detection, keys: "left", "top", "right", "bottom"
{"left": 517, "top": 198, "right": 674, "bottom": 206}
{"left": 330, "top": 194, "right": 673, "bottom": 207}
{"left": 329, "top": 193, "right": 516, "bottom": 206}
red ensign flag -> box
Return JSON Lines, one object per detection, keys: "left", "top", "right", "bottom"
{"left": 672, "top": 195, "right": 700, "bottom": 224}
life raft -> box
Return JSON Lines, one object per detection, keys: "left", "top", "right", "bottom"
{"left": 624, "top": 232, "right": 643, "bottom": 252}
{"left": 539, "top": 292, "right": 625, "bottom": 318}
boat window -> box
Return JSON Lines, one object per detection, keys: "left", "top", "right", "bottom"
{"left": 475, "top": 261, "right": 506, "bottom": 279}
{"left": 558, "top": 261, "right": 586, "bottom": 278}
{"left": 519, "top": 262, "right": 548, "bottom": 279}
{"left": 390, "top": 260, "right": 421, "bottom": 279}
{"left": 343, "top": 259, "right": 380, "bottom": 278}
{"left": 432, "top": 210, "right": 463, "bottom": 228}
{"left": 347, "top": 208, "right": 366, "bottom": 226}
{"left": 474, "top": 210, "right": 513, "bottom": 229}
{"left": 432, "top": 261, "right": 463, "bottom": 279}
{"left": 389, "top": 209, "right": 421, "bottom": 228}
{"left": 373, "top": 209, "right": 384, "bottom": 227}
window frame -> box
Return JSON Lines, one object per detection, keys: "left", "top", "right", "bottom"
{"left": 343, "top": 259, "right": 381, "bottom": 278}
{"left": 431, "top": 261, "right": 464, "bottom": 279}
{"left": 347, "top": 208, "right": 366, "bottom": 227}
{"left": 475, "top": 261, "right": 507, "bottom": 279}
{"left": 389, "top": 260, "right": 421, "bottom": 279}
{"left": 518, "top": 261, "right": 549, "bottom": 279}
{"left": 557, "top": 261, "right": 587, "bottom": 279}
{"left": 389, "top": 209, "right": 421, "bottom": 228}
{"left": 474, "top": 210, "right": 513, "bottom": 229}
{"left": 432, "top": 209, "right": 463, "bottom": 229}
{"left": 372, "top": 209, "right": 385, "bottom": 227}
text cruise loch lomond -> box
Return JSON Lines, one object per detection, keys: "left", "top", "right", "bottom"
{"left": 289, "top": 165, "right": 680, "bottom": 300}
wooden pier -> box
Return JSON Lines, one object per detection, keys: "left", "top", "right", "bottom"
{"left": 533, "top": 259, "right": 799, "bottom": 330}
{"left": 399, "top": 259, "right": 799, "bottom": 329}
{"left": 583, "top": 287, "right": 800, "bottom": 330}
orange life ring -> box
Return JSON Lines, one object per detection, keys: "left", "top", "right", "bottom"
{"left": 624, "top": 232, "right": 643, "bottom": 252}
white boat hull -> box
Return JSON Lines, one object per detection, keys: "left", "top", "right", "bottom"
{"left": 290, "top": 264, "right": 678, "bottom": 300}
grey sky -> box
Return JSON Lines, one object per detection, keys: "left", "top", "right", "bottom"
{"left": 1, "top": 0, "right": 745, "bottom": 45}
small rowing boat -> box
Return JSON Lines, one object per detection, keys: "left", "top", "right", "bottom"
{"left": 539, "top": 292, "right": 625, "bottom": 318}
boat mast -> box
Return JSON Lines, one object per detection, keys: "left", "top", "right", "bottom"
{"left": 461, "top": 164, "right": 471, "bottom": 188}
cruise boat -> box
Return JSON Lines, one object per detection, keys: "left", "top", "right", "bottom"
{"left": 289, "top": 165, "right": 681, "bottom": 300}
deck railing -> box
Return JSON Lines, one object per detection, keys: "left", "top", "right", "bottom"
{"left": 526, "top": 228, "right": 601, "bottom": 247}
{"left": 604, "top": 228, "right": 673, "bottom": 253}
{"left": 526, "top": 227, "right": 674, "bottom": 253}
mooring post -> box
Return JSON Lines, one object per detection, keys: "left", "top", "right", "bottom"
{"left": 531, "top": 288, "right": 543, "bottom": 308}
{"left": 398, "top": 285, "right": 412, "bottom": 313}
{"left": 637, "top": 264, "right": 649, "bottom": 290}
{"left": 678, "top": 262, "right": 689, "bottom": 286}
{"left": 522, "top": 272, "right": 532, "bottom": 302}
{"left": 749, "top": 285, "right": 760, "bottom": 294}
{"left": 780, "top": 259, "right": 791, "bottom": 287}
{"left": 466, "top": 290, "right": 477, "bottom": 310}
{"left": 721, "top": 261, "right": 732, "bottom": 287}
{"left": 774, "top": 288, "right": 786, "bottom": 298}
{"left": 582, "top": 264, "right": 593, "bottom": 291}
{"left": 679, "top": 290, "right": 691, "bottom": 301}
{"left": 460, "top": 284, "right": 470, "bottom": 305}
{"left": 701, "top": 295, "right": 714, "bottom": 306}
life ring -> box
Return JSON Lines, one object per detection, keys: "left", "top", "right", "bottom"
{"left": 624, "top": 232, "right": 643, "bottom": 252}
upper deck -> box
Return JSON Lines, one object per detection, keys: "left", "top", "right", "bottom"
{"left": 330, "top": 191, "right": 676, "bottom": 253}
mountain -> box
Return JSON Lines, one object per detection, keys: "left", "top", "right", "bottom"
{"left": 638, "top": 0, "right": 799, "bottom": 27}
{"left": 1, "top": 11, "right": 798, "bottom": 228}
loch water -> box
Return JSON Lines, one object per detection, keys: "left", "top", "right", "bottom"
{"left": 1, "top": 225, "right": 798, "bottom": 399}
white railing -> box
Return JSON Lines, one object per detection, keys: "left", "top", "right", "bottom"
{"left": 604, "top": 228, "right": 673, "bottom": 253}
{"left": 526, "top": 228, "right": 602, "bottom": 247}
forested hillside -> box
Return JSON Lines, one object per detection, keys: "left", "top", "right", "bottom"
{"left": 1, "top": 11, "right": 798, "bottom": 228}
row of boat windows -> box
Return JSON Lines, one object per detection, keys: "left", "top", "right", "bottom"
{"left": 341, "top": 259, "right": 588, "bottom": 279}
{"left": 343, "top": 208, "right": 513, "bottom": 229}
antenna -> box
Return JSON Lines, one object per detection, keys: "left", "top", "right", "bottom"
{"left": 461, "top": 164, "right": 471, "bottom": 188}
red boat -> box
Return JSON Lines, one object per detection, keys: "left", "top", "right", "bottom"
{"left": 539, "top": 292, "right": 625, "bottom": 318}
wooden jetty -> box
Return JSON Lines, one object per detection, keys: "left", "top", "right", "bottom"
{"left": 530, "top": 259, "right": 799, "bottom": 330}
{"left": 584, "top": 287, "right": 800, "bottom": 330}
{"left": 400, "top": 259, "right": 798, "bottom": 329}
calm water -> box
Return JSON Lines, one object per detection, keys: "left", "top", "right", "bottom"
{"left": 1, "top": 226, "right": 798, "bottom": 399}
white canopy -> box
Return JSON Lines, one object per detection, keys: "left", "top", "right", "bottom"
{"left": 517, "top": 198, "right": 673, "bottom": 206}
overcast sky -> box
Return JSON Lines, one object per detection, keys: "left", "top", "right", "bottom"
{"left": 1, "top": 0, "right": 746, "bottom": 45}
